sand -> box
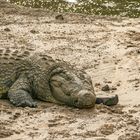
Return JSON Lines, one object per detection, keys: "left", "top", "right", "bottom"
{"left": 0, "top": 0, "right": 140, "bottom": 140}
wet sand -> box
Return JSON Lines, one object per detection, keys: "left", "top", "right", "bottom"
{"left": 0, "top": 0, "right": 140, "bottom": 139}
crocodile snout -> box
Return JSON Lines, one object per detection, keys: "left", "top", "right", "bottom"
{"left": 73, "top": 90, "right": 96, "bottom": 108}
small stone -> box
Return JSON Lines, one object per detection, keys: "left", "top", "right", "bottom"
{"left": 48, "top": 123, "right": 58, "bottom": 127}
{"left": 104, "top": 80, "right": 112, "bottom": 83}
{"left": 137, "top": 49, "right": 140, "bottom": 54}
{"left": 117, "top": 83, "right": 121, "bottom": 86}
{"left": 55, "top": 14, "right": 64, "bottom": 20}
{"left": 127, "top": 44, "right": 135, "bottom": 48}
{"left": 4, "top": 28, "right": 10, "bottom": 32}
{"left": 30, "top": 30, "right": 39, "bottom": 34}
{"left": 111, "top": 87, "right": 117, "bottom": 90}
{"left": 102, "top": 85, "right": 110, "bottom": 91}
{"left": 134, "top": 84, "right": 139, "bottom": 88}
{"left": 95, "top": 83, "right": 101, "bottom": 87}
{"left": 33, "top": 127, "right": 38, "bottom": 130}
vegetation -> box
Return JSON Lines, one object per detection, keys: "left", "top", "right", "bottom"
{"left": 8, "top": 0, "right": 140, "bottom": 17}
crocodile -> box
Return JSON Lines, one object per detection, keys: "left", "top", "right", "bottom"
{"left": 0, "top": 47, "right": 118, "bottom": 108}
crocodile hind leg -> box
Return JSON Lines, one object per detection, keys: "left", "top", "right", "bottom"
{"left": 8, "top": 75, "right": 37, "bottom": 107}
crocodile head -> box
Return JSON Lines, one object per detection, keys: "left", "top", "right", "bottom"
{"left": 49, "top": 67, "right": 96, "bottom": 108}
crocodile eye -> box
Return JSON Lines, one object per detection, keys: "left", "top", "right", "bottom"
{"left": 79, "top": 73, "right": 85, "bottom": 80}
{"left": 50, "top": 80, "right": 62, "bottom": 87}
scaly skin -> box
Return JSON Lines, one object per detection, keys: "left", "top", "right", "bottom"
{"left": 0, "top": 46, "right": 96, "bottom": 108}
{"left": 0, "top": 47, "right": 118, "bottom": 108}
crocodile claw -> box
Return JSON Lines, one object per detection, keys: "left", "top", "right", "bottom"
{"left": 16, "top": 100, "right": 37, "bottom": 108}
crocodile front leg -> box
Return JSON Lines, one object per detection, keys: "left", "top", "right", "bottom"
{"left": 8, "top": 74, "right": 37, "bottom": 107}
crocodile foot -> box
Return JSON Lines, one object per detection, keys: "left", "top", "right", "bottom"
{"left": 8, "top": 90, "right": 37, "bottom": 108}
{"left": 15, "top": 100, "right": 37, "bottom": 107}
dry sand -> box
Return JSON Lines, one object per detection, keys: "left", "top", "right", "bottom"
{"left": 0, "top": 0, "right": 140, "bottom": 140}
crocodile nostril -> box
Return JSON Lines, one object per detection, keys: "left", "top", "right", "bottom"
{"left": 79, "top": 92, "right": 95, "bottom": 107}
